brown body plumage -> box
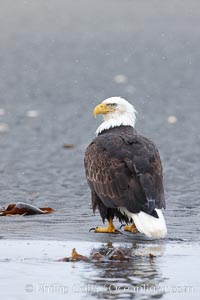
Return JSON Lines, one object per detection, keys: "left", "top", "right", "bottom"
{"left": 85, "top": 126, "right": 165, "bottom": 223}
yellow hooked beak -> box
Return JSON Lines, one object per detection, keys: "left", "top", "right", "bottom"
{"left": 93, "top": 103, "right": 111, "bottom": 118}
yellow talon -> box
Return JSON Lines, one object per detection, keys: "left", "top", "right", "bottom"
{"left": 123, "top": 223, "right": 137, "bottom": 233}
{"left": 94, "top": 218, "right": 116, "bottom": 233}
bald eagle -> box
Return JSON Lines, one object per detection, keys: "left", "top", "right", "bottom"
{"left": 84, "top": 97, "right": 167, "bottom": 238}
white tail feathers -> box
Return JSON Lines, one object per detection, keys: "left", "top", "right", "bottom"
{"left": 119, "top": 208, "right": 167, "bottom": 238}
{"left": 131, "top": 209, "right": 167, "bottom": 238}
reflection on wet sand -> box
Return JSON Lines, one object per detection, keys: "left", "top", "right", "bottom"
{"left": 0, "top": 240, "right": 199, "bottom": 299}
{"left": 83, "top": 242, "right": 166, "bottom": 299}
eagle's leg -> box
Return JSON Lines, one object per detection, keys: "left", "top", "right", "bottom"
{"left": 90, "top": 192, "right": 120, "bottom": 233}
{"left": 94, "top": 218, "right": 117, "bottom": 233}
{"left": 123, "top": 223, "right": 137, "bottom": 233}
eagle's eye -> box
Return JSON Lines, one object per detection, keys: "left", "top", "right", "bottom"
{"left": 109, "top": 103, "right": 117, "bottom": 107}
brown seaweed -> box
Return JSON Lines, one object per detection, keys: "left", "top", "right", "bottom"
{"left": 63, "top": 143, "right": 75, "bottom": 149}
{"left": 0, "top": 202, "right": 54, "bottom": 216}
{"left": 58, "top": 244, "right": 155, "bottom": 263}
{"left": 58, "top": 248, "right": 89, "bottom": 262}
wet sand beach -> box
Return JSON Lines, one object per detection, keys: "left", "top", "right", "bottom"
{"left": 0, "top": 240, "right": 199, "bottom": 299}
{"left": 0, "top": 1, "right": 200, "bottom": 299}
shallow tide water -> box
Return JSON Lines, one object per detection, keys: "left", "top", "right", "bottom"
{"left": 0, "top": 1, "right": 200, "bottom": 299}
{"left": 0, "top": 240, "right": 200, "bottom": 300}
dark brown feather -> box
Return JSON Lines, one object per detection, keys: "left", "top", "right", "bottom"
{"left": 84, "top": 126, "right": 165, "bottom": 222}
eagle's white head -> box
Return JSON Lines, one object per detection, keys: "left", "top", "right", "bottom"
{"left": 94, "top": 97, "right": 137, "bottom": 135}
